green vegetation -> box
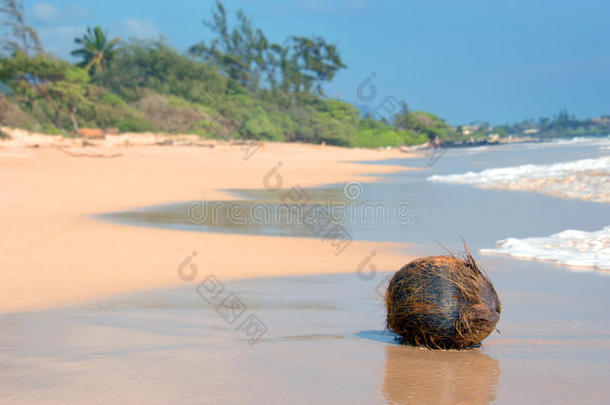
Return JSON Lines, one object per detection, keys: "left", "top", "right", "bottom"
{"left": 188, "top": 1, "right": 345, "bottom": 96}
{"left": 393, "top": 108, "right": 456, "bottom": 142}
{"left": 451, "top": 109, "right": 610, "bottom": 145}
{"left": 71, "top": 26, "right": 119, "bottom": 75}
{"left": 493, "top": 109, "right": 610, "bottom": 140}
{"left": 0, "top": 1, "right": 607, "bottom": 147}
{"left": 0, "top": 52, "right": 147, "bottom": 133}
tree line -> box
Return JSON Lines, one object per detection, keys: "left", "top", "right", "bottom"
{"left": 0, "top": 0, "right": 447, "bottom": 147}
{"left": 3, "top": 1, "right": 602, "bottom": 147}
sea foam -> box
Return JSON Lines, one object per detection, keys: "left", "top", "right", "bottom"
{"left": 480, "top": 226, "right": 610, "bottom": 273}
{"left": 427, "top": 156, "right": 610, "bottom": 203}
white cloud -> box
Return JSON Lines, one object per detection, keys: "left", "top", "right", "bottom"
{"left": 120, "top": 18, "right": 161, "bottom": 40}
{"left": 32, "top": 3, "right": 61, "bottom": 23}
{"left": 32, "top": 2, "right": 90, "bottom": 24}
{"left": 34, "top": 17, "right": 160, "bottom": 59}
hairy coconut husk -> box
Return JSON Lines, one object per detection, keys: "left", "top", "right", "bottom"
{"left": 386, "top": 249, "right": 501, "bottom": 349}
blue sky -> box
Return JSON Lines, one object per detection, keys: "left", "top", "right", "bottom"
{"left": 26, "top": 0, "right": 610, "bottom": 125}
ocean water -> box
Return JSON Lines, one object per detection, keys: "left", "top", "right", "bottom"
{"left": 99, "top": 136, "right": 610, "bottom": 273}
{"left": 480, "top": 226, "right": 610, "bottom": 271}
{"left": 422, "top": 138, "right": 609, "bottom": 271}
{"left": 428, "top": 155, "right": 609, "bottom": 203}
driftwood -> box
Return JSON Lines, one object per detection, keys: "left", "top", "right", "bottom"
{"left": 53, "top": 145, "right": 122, "bottom": 158}
{"left": 156, "top": 139, "right": 215, "bottom": 148}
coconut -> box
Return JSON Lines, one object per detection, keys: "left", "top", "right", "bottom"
{"left": 386, "top": 249, "right": 501, "bottom": 349}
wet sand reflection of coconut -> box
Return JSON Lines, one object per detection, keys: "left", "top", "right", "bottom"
{"left": 382, "top": 345, "right": 500, "bottom": 405}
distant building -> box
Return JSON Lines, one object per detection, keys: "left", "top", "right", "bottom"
{"left": 488, "top": 133, "right": 501, "bottom": 143}
{"left": 523, "top": 128, "right": 539, "bottom": 134}
{"left": 592, "top": 117, "right": 610, "bottom": 125}
{"left": 461, "top": 125, "right": 480, "bottom": 135}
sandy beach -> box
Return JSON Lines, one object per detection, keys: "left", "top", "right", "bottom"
{"left": 1, "top": 1, "right": 608, "bottom": 401}
{"left": 2, "top": 130, "right": 610, "bottom": 404}
{"left": 0, "top": 129, "right": 414, "bottom": 312}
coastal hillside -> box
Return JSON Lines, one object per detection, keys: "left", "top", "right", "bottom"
{"left": 0, "top": 1, "right": 608, "bottom": 147}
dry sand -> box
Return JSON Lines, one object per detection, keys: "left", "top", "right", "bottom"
{"left": 0, "top": 128, "right": 414, "bottom": 312}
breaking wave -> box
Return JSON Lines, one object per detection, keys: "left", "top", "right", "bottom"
{"left": 480, "top": 226, "right": 610, "bottom": 273}
{"left": 427, "top": 156, "right": 610, "bottom": 203}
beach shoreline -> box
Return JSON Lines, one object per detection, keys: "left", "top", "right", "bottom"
{"left": 3, "top": 130, "right": 610, "bottom": 404}
{"left": 0, "top": 129, "right": 416, "bottom": 313}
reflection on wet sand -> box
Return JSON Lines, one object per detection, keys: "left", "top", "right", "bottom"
{"left": 383, "top": 345, "right": 500, "bottom": 404}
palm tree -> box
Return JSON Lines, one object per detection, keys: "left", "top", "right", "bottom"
{"left": 71, "top": 26, "right": 119, "bottom": 75}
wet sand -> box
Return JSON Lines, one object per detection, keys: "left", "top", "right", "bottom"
{"left": 1, "top": 257, "right": 609, "bottom": 404}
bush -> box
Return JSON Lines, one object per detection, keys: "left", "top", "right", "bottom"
{"left": 284, "top": 101, "right": 358, "bottom": 146}
{"left": 351, "top": 128, "right": 402, "bottom": 148}
{"left": 116, "top": 116, "right": 154, "bottom": 132}
{"left": 239, "top": 107, "right": 284, "bottom": 141}
{"left": 394, "top": 110, "right": 454, "bottom": 141}
{"left": 133, "top": 93, "right": 210, "bottom": 133}
{"left": 40, "top": 123, "right": 62, "bottom": 135}
{"left": 0, "top": 95, "right": 40, "bottom": 130}
{"left": 100, "top": 41, "right": 229, "bottom": 104}
{"left": 400, "top": 130, "right": 429, "bottom": 145}
{"left": 100, "top": 92, "right": 128, "bottom": 108}
{"left": 71, "top": 91, "right": 140, "bottom": 131}
{"left": 0, "top": 128, "right": 10, "bottom": 139}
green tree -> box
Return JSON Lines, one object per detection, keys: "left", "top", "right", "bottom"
{"left": 71, "top": 26, "right": 119, "bottom": 75}
{"left": 189, "top": 1, "right": 269, "bottom": 90}
{"left": 394, "top": 108, "right": 453, "bottom": 141}
{"left": 0, "top": 0, "right": 42, "bottom": 55}
{"left": 283, "top": 36, "right": 346, "bottom": 95}
{"left": 239, "top": 106, "right": 282, "bottom": 141}
{"left": 100, "top": 40, "right": 228, "bottom": 103}
{"left": 50, "top": 68, "right": 89, "bottom": 132}
{"left": 0, "top": 52, "right": 89, "bottom": 132}
{"left": 190, "top": 1, "right": 346, "bottom": 97}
